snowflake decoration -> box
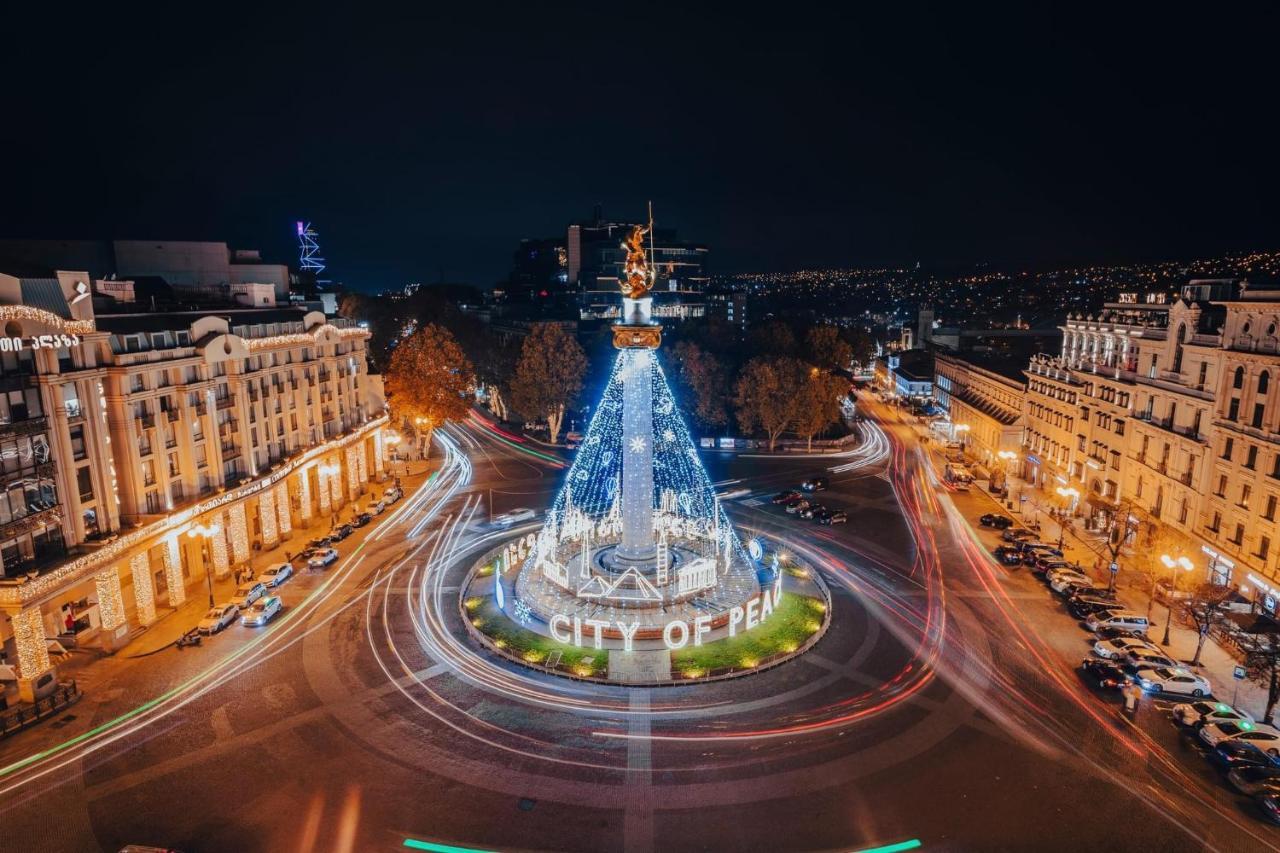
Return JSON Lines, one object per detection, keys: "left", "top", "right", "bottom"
{"left": 512, "top": 599, "right": 532, "bottom": 624}
{"left": 662, "top": 429, "right": 676, "bottom": 443}
{"left": 629, "top": 436, "right": 647, "bottom": 453}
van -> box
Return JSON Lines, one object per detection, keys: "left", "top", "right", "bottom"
{"left": 1086, "top": 610, "right": 1150, "bottom": 634}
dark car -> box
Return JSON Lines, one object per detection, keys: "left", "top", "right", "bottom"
{"left": 980, "top": 513, "right": 1014, "bottom": 529}
{"left": 353, "top": 511, "right": 373, "bottom": 527}
{"left": 1069, "top": 597, "right": 1125, "bottom": 620}
{"left": 1258, "top": 792, "right": 1280, "bottom": 826}
{"left": 802, "top": 476, "right": 829, "bottom": 492}
{"left": 800, "top": 504, "right": 826, "bottom": 520}
{"left": 772, "top": 490, "right": 802, "bottom": 504}
{"left": 330, "top": 523, "right": 354, "bottom": 541}
{"left": 1061, "top": 584, "right": 1110, "bottom": 601}
{"left": 1208, "top": 740, "right": 1280, "bottom": 772}
{"left": 1080, "top": 658, "right": 1128, "bottom": 690}
{"left": 1227, "top": 764, "right": 1280, "bottom": 795}
{"left": 993, "top": 545, "right": 1023, "bottom": 565}
{"left": 811, "top": 508, "right": 833, "bottom": 523}
{"left": 1003, "top": 527, "right": 1038, "bottom": 542}
{"left": 820, "top": 510, "right": 848, "bottom": 525}
{"left": 1031, "top": 552, "right": 1070, "bottom": 571}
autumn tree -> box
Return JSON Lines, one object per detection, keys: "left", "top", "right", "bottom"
{"left": 384, "top": 323, "right": 474, "bottom": 450}
{"left": 841, "top": 327, "right": 877, "bottom": 369}
{"left": 749, "top": 321, "right": 797, "bottom": 356}
{"left": 792, "top": 368, "right": 849, "bottom": 450}
{"left": 805, "top": 325, "right": 854, "bottom": 372}
{"left": 509, "top": 323, "right": 588, "bottom": 443}
{"left": 1180, "top": 583, "right": 1235, "bottom": 666}
{"left": 671, "top": 341, "right": 729, "bottom": 431}
{"left": 735, "top": 356, "right": 805, "bottom": 451}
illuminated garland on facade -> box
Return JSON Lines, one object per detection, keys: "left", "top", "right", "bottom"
{"left": 329, "top": 458, "right": 343, "bottom": 505}
{"left": 0, "top": 416, "right": 386, "bottom": 607}
{"left": 274, "top": 482, "right": 292, "bottom": 536}
{"left": 228, "top": 503, "right": 249, "bottom": 564}
{"left": 243, "top": 324, "right": 368, "bottom": 352}
{"left": 94, "top": 567, "right": 125, "bottom": 632}
{"left": 317, "top": 464, "right": 332, "bottom": 517}
{"left": 163, "top": 536, "right": 185, "bottom": 607}
{"left": 12, "top": 607, "right": 49, "bottom": 677}
{"left": 259, "top": 488, "right": 278, "bottom": 547}
{"left": 297, "top": 469, "right": 313, "bottom": 522}
{"left": 345, "top": 445, "right": 360, "bottom": 496}
{"left": 209, "top": 516, "right": 230, "bottom": 577}
{"left": 130, "top": 551, "right": 157, "bottom": 625}
{"left": 0, "top": 305, "right": 95, "bottom": 336}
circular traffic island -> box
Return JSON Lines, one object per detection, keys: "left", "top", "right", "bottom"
{"left": 461, "top": 535, "right": 830, "bottom": 685}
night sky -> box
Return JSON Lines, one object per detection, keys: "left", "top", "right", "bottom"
{"left": 4, "top": 5, "right": 1278, "bottom": 291}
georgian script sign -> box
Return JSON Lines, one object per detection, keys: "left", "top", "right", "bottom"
{"left": 0, "top": 334, "right": 83, "bottom": 352}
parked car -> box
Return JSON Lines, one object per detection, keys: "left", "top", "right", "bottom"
{"left": 1032, "top": 553, "right": 1071, "bottom": 572}
{"left": 819, "top": 510, "right": 848, "bottom": 525}
{"left": 772, "top": 490, "right": 802, "bottom": 505}
{"left": 308, "top": 547, "right": 340, "bottom": 569}
{"left": 1067, "top": 586, "right": 1116, "bottom": 603}
{"left": 307, "top": 536, "right": 333, "bottom": 550}
{"left": 353, "top": 511, "right": 373, "bottom": 527}
{"left": 980, "top": 513, "right": 1014, "bottom": 529}
{"left": 1080, "top": 657, "right": 1128, "bottom": 690}
{"left": 1201, "top": 721, "right": 1280, "bottom": 754}
{"left": 1093, "top": 637, "right": 1153, "bottom": 660}
{"left": 1051, "top": 571, "right": 1093, "bottom": 594}
{"left": 330, "top": 523, "right": 354, "bottom": 541}
{"left": 1173, "top": 701, "right": 1255, "bottom": 729}
{"left": 1088, "top": 610, "right": 1151, "bottom": 634}
{"left": 1257, "top": 792, "right": 1280, "bottom": 826}
{"left": 802, "top": 476, "right": 829, "bottom": 492}
{"left": 260, "top": 562, "right": 293, "bottom": 588}
{"left": 197, "top": 603, "right": 240, "bottom": 634}
{"left": 231, "top": 581, "right": 267, "bottom": 610}
{"left": 1024, "top": 546, "right": 1065, "bottom": 566}
{"left": 372, "top": 498, "right": 388, "bottom": 515}
{"left": 384, "top": 486, "right": 403, "bottom": 503}
{"left": 993, "top": 545, "right": 1023, "bottom": 565}
{"left": 1209, "top": 740, "right": 1280, "bottom": 771}
{"left": 1096, "top": 625, "right": 1151, "bottom": 642}
{"left": 1137, "top": 667, "right": 1212, "bottom": 697}
{"left": 1124, "top": 647, "right": 1179, "bottom": 671}
{"left": 1227, "top": 765, "right": 1280, "bottom": 796}
{"left": 799, "top": 504, "right": 826, "bottom": 520}
{"left": 1070, "top": 597, "right": 1125, "bottom": 620}
{"left": 240, "top": 595, "right": 283, "bottom": 627}
{"left": 785, "top": 499, "right": 811, "bottom": 515}
{"left": 1003, "top": 527, "right": 1038, "bottom": 543}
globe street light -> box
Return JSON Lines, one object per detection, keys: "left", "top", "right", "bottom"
{"left": 187, "top": 522, "right": 221, "bottom": 606}
{"left": 1159, "top": 553, "right": 1194, "bottom": 646}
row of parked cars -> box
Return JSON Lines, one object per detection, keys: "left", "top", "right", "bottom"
{"left": 983, "top": 517, "right": 1280, "bottom": 826}
{"left": 772, "top": 478, "right": 848, "bottom": 525}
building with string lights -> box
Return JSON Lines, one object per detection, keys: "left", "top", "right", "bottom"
{"left": 0, "top": 269, "right": 390, "bottom": 699}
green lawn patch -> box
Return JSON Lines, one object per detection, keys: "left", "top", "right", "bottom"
{"left": 468, "top": 596, "right": 608, "bottom": 677}
{"left": 670, "top": 593, "right": 826, "bottom": 677}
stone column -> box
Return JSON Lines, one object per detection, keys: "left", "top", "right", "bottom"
{"left": 12, "top": 606, "right": 50, "bottom": 679}
{"left": 317, "top": 464, "right": 332, "bottom": 518}
{"left": 345, "top": 445, "right": 360, "bottom": 497}
{"left": 275, "top": 481, "right": 292, "bottom": 537}
{"left": 130, "top": 550, "right": 157, "bottom": 626}
{"left": 228, "top": 502, "right": 250, "bottom": 564}
{"left": 209, "top": 515, "right": 230, "bottom": 579}
{"left": 373, "top": 430, "right": 386, "bottom": 477}
{"left": 297, "top": 468, "right": 313, "bottom": 523}
{"left": 163, "top": 535, "right": 186, "bottom": 607}
{"left": 95, "top": 566, "right": 129, "bottom": 651}
{"left": 617, "top": 349, "right": 655, "bottom": 563}
{"left": 258, "top": 488, "right": 279, "bottom": 549}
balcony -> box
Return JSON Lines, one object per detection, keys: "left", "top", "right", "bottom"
{"left": 139, "top": 414, "right": 156, "bottom": 429}
{"left": 166, "top": 408, "right": 180, "bottom": 422}
{"left": 0, "top": 415, "right": 48, "bottom": 439}
{"left": 215, "top": 396, "right": 234, "bottom": 411}
{"left": 194, "top": 403, "right": 208, "bottom": 416}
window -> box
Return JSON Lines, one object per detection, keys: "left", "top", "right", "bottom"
{"left": 1197, "top": 362, "right": 1208, "bottom": 389}
{"left": 1265, "top": 495, "right": 1277, "bottom": 522}
{"left": 1222, "top": 437, "right": 1234, "bottom": 461}
{"left": 1262, "top": 372, "right": 1272, "bottom": 395}
{"left": 1259, "top": 535, "right": 1272, "bottom": 562}
{"left": 1115, "top": 419, "right": 1125, "bottom": 436}
{"left": 1216, "top": 474, "right": 1228, "bottom": 497}
{"left": 1241, "top": 484, "right": 1252, "bottom": 509}
{"left": 76, "top": 466, "right": 93, "bottom": 502}
{"left": 1231, "top": 523, "right": 1245, "bottom": 545}
{"left": 1254, "top": 403, "right": 1266, "bottom": 429}
{"left": 1228, "top": 398, "right": 1240, "bottom": 421}
{"left": 1247, "top": 446, "right": 1259, "bottom": 470}
{"left": 1208, "top": 511, "right": 1222, "bottom": 532}
{"left": 69, "top": 425, "right": 86, "bottom": 461}
{"left": 1234, "top": 367, "right": 1245, "bottom": 389}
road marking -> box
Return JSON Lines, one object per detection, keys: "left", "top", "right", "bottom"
{"left": 623, "top": 691, "right": 653, "bottom": 853}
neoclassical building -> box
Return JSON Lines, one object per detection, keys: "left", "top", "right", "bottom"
{"left": 0, "top": 271, "right": 389, "bottom": 695}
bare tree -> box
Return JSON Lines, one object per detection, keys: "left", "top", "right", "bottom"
{"left": 1246, "top": 634, "right": 1280, "bottom": 725}
{"left": 1179, "top": 582, "right": 1235, "bottom": 665}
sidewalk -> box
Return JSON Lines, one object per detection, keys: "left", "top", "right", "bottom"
{"left": 912, "top": 418, "right": 1274, "bottom": 722}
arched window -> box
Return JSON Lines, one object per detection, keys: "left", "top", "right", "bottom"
{"left": 1234, "top": 366, "right": 1245, "bottom": 389}
{"left": 1172, "top": 324, "right": 1186, "bottom": 374}
{"left": 1261, "top": 371, "right": 1271, "bottom": 395}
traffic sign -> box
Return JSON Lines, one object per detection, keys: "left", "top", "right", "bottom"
{"left": 1235, "top": 665, "right": 1247, "bottom": 680}
{"left": 1109, "top": 561, "right": 1119, "bottom": 575}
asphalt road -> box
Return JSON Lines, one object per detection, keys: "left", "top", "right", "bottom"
{"left": 0, "top": 404, "right": 1275, "bottom": 853}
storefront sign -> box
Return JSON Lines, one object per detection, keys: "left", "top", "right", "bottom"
{"left": 0, "top": 334, "right": 83, "bottom": 352}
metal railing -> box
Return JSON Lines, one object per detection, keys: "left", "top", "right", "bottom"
{"left": 0, "top": 681, "right": 81, "bottom": 739}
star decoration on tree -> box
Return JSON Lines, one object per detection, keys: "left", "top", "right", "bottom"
{"left": 662, "top": 429, "right": 676, "bottom": 443}
{"left": 629, "top": 436, "right": 647, "bottom": 454}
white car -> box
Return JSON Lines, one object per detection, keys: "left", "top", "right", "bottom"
{"left": 384, "top": 486, "right": 403, "bottom": 503}
{"left": 1199, "top": 721, "right": 1280, "bottom": 754}
{"left": 1135, "top": 666, "right": 1211, "bottom": 697}
{"left": 231, "top": 581, "right": 267, "bottom": 610}
{"left": 492, "top": 508, "right": 535, "bottom": 527}
{"left": 1050, "top": 572, "right": 1092, "bottom": 593}
{"left": 260, "top": 562, "right": 293, "bottom": 587}
{"left": 197, "top": 602, "right": 240, "bottom": 634}
{"left": 1172, "top": 701, "right": 1255, "bottom": 728}
{"left": 308, "top": 547, "right": 339, "bottom": 569}
{"left": 1093, "top": 637, "right": 1152, "bottom": 660}
{"left": 1125, "top": 647, "right": 1178, "bottom": 670}
{"left": 240, "top": 595, "right": 282, "bottom": 627}
{"left": 1045, "top": 566, "right": 1086, "bottom": 583}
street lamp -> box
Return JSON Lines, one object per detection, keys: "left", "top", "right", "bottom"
{"left": 1159, "top": 554, "right": 1194, "bottom": 646}
{"left": 187, "top": 522, "right": 221, "bottom": 606}
{"left": 996, "top": 450, "right": 1018, "bottom": 494}
{"left": 1055, "top": 486, "right": 1080, "bottom": 549}
{"left": 953, "top": 423, "right": 970, "bottom": 449}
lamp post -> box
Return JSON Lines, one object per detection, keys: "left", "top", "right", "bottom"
{"left": 954, "top": 422, "right": 970, "bottom": 451}
{"left": 1159, "top": 553, "right": 1194, "bottom": 646}
{"left": 997, "top": 450, "right": 1018, "bottom": 496}
{"left": 1055, "top": 486, "right": 1080, "bottom": 549}
{"left": 187, "top": 522, "right": 221, "bottom": 607}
